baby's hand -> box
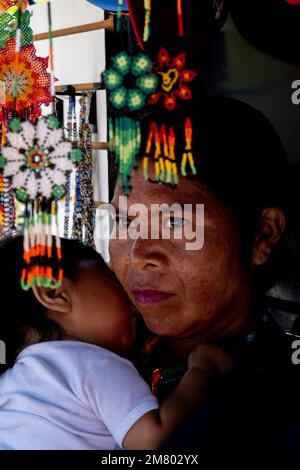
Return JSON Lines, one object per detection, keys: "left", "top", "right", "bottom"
{"left": 188, "top": 344, "right": 234, "bottom": 376}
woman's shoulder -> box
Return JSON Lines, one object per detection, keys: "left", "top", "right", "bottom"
{"left": 161, "top": 314, "right": 300, "bottom": 454}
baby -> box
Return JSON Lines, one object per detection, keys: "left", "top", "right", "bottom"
{"left": 0, "top": 235, "right": 232, "bottom": 450}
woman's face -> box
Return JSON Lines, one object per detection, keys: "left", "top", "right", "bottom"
{"left": 109, "top": 167, "right": 252, "bottom": 342}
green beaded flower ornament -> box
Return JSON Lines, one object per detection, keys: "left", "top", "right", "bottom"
{"left": 0, "top": 9, "right": 33, "bottom": 49}
{"left": 103, "top": 51, "right": 158, "bottom": 194}
{"left": 103, "top": 51, "right": 158, "bottom": 112}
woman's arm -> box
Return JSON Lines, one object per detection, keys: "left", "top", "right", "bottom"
{"left": 123, "top": 345, "right": 233, "bottom": 450}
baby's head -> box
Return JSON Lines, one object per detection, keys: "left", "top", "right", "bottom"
{"left": 0, "top": 235, "right": 137, "bottom": 371}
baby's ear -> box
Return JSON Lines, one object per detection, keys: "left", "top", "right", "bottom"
{"left": 32, "top": 280, "right": 73, "bottom": 314}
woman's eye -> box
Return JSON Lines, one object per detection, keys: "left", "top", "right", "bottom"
{"left": 164, "top": 216, "right": 186, "bottom": 229}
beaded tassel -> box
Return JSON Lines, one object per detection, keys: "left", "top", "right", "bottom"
{"left": 177, "top": 0, "right": 184, "bottom": 37}
{"left": 167, "top": 126, "right": 178, "bottom": 185}
{"left": 21, "top": 201, "right": 63, "bottom": 291}
{"left": 63, "top": 173, "right": 71, "bottom": 238}
{"left": 64, "top": 95, "right": 77, "bottom": 238}
{"left": 0, "top": 174, "right": 16, "bottom": 233}
{"left": 181, "top": 117, "right": 197, "bottom": 177}
{"left": 109, "top": 116, "right": 141, "bottom": 195}
{"left": 2, "top": 178, "right": 10, "bottom": 232}
{"left": 6, "top": 176, "right": 16, "bottom": 231}
{"left": 158, "top": 124, "right": 166, "bottom": 183}
{"left": 70, "top": 95, "right": 83, "bottom": 242}
{"left": 0, "top": 174, "right": 5, "bottom": 232}
{"left": 72, "top": 171, "right": 82, "bottom": 241}
{"left": 143, "top": 0, "right": 151, "bottom": 42}
{"left": 116, "top": 0, "right": 123, "bottom": 33}
{"left": 72, "top": 94, "right": 95, "bottom": 246}
{"left": 47, "top": 0, "right": 55, "bottom": 110}
{"left": 1, "top": 120, "right": 7, "bottom": 147}
{"left": 12, "top": 14, "right": 21, "bottom": 111}
{"left": 78, "top": 94, "right": 95, "bottom": 247}
{"left": 143, "top": 122, "right": 178, "bottom": 186}
{"left": 144, "top": 123, "right": 164, "bottom": 184}
{"left": 143, "top": 121, "right": 155, "bottom": 182}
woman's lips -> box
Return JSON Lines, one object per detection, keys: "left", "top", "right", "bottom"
{"left": 131, "top": 289, "right": 175, "bottom": 305}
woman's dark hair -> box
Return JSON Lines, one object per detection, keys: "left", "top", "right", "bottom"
{"left": 189, "top": 96, "right": 290, "bottom": 296}
{"left": 0, "top": 235, "right": 109, "bottom": 372}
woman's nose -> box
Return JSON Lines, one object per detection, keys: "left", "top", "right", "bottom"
{"left": 128, "top": 238, "right": 169, "bottom": 271}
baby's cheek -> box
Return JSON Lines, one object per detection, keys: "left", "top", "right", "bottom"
{"left": 110, "top": 241, "right": 128, "bottom": 278}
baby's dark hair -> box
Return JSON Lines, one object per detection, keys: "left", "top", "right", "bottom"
{"left": 0, "top": 235, "right": 110, "bottom": 372}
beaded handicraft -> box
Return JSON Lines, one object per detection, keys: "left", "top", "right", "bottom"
{"left": 0, "top": 38, "right": 52, "bottom": 123}
{"left": 0, "top": 115, "right": 82, "bottom": 290}
{"left": 0, "top": 1, "right": 52, "bottom": 129}
{"left": 143, "top": 0, "right": 184, "bottom": 43}
{"left": 144, "top": 47, "right": 197, "bottom": 186}
{"left": 0, "top": 0, "right": 51, "bottom": 237}
{"left": 63, "top": 95, "right": 77, "bottom": 239}
{"left": 103, "top": 51, "right": 158, "bottom": 194}
{"left": 107, "top": 0, "right": 198, "bottom": 190}
{"left": 0, "top": 1, "right": 83, "bottom": 290}
{"left": 72, "top": 93, "right": 95, "bottom": 247}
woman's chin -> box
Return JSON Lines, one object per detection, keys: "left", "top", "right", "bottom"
{"left": 142, "top": 313, "right": 183, "bottom": 337}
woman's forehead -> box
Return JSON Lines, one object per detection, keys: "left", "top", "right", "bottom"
{"left": 113, "top": 167, "right": 211, "bottom": 205}
{"left": 112, "top": 167, "right": 232, "bottom": 226}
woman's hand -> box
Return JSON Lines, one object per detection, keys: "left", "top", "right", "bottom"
{"left": 188, "top": 344, "right": 234, "bottom": 376}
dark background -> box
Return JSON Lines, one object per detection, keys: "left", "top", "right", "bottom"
{"left": 202, "top": 15, "right": 300, "bottom": 165}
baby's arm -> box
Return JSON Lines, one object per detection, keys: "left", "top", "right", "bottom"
{"left": 123, "top": 345, "right": 233, "bottom": 450}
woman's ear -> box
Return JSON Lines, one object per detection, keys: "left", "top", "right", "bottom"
{"left": 252, "top": 207, "right": 286, "bottom": 266}
{"left": 32, "top": 280, "right": 73, "bottom": 315}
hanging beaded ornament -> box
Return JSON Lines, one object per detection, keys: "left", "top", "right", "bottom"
{"left": 0, "top": 82, "right": 12, "bottom": 234}
{"left": 177, "top": 0, "right": 184, "bottom": 37}
{"left": 143, "top": 47, "right": 197, "bottom": 186}
{"left": 69, "top": 95, "right": 81, "bottom": 240}
{"left": 0, "top": 115, "right": 82, "bottom": 290}
{"left": 0, "top": 6, "right": 33, "bottom": 49}
{"left": 0, "top": 0, "right": 27, "bottom": 12}
{"left": 148, "top": 48, "right": 197, "bottom": 111}
{"left": 103, "top": 51, "right": 158, "bottom": 194}
{"left": 63, "top": 95, "right": 78, "bottom": 239}
{"left": 0, "top": 173, "right": 15, "bottom": 234}
{"left": 66, "top": 95, "right": 78, "bottom": 142}
{"left": 72, "top": 93, "right": 95, "bottom": 247}
{"left": 143, "top": 121, "right": 178, "bottom": 185}
{"left": 143, "top": 0, "right": 151, "bottom": 42}
{"left": 0, "top": 38, "right": 52, "bottom": 125}
{"left": 142, "top": 0, "right": 184, "bottom": 43}
{"left": 0, "top": 174, "right": 4, "bottom": 229}
{"left": 116, "top": 0, "right": 124, "bottom": 32}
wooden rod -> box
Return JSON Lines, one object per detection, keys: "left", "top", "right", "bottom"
{"left": 95, "top": 201, "right": 110, "bottom": 208}
{"left": 33, "top": 16, "right": 113, "bottom": 42}
{"left": 92, "top": 142, "right": 109, "bottom": 150}
{"left": 55, "top": 82, "right": 101, "bottom": 92}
